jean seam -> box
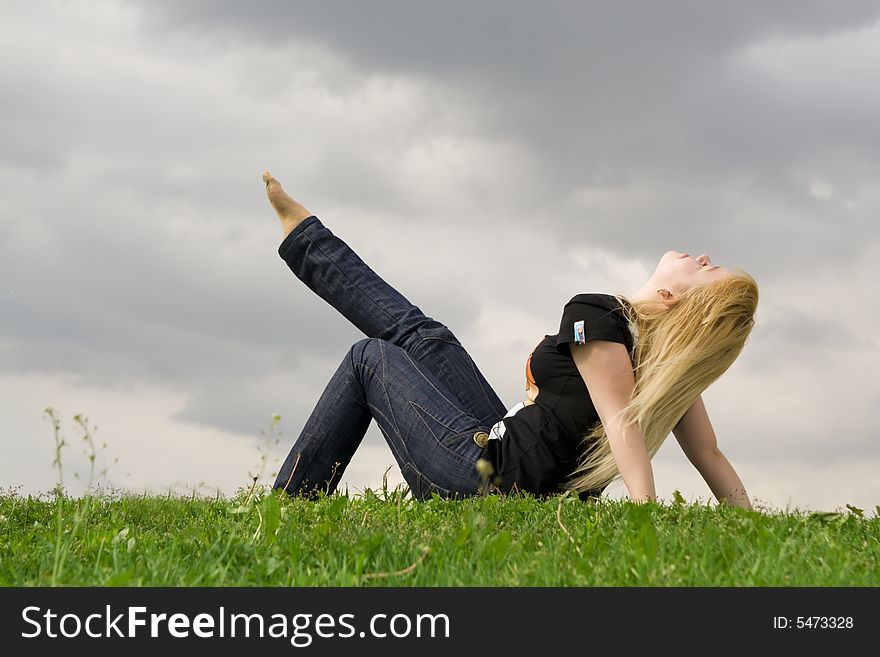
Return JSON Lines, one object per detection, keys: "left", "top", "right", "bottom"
{"left": 407, "top": 402, "right": 482, "bottom": 466}
{"left": 372, "top": 403, "right": 421, "bottom": 479}
{"left": 354, "top": 357, "right": 417, "bottom": 473}
{"left": 410, "top": 336, "right": 460, "bottom": 365}
{"left": 408, "top": 400, "right": 470, "bottom": 437}
{"left": 299, "top": 363, "right": 360, "bottom": 470}
{"left": 414, "top": 336, "right": 506, "bottom": 424}
{"left": 352, "top": 360, "right": 412, "bottom": 476}
{"left": 378, "top": 340, "right": 401, "bottom": 443}
{"left": 377, "top": 420, "right": 416, "bottom": 482}
{"left": 414, "top": 334, "right": 460, "bottom": 348}
{"left": 399, "top": 346, "right": 464, "bottom": 410}
{"left": 408, "top": 401, "right": 440, "bottom": 440}
{"left": 355, "top": 348, "right": 425, "bottom": 475}
{"left": 372, "top": 378, "right": 476, "bottom": 468}
{"left": 358, "top": 341, "right": 479, "bottom": 472}
{"left": 402, "top": 462, "right": 453, "bottom": 498}
{"left": 383, "top": 341, "right": 483, "bottom": 468}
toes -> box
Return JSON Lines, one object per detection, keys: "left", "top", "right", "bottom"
{"left": 262, "top": 171, "right": 276, "bottom": 187}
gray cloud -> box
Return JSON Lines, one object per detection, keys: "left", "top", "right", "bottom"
{"left": 759, "top": 304, "right": 876, "bottom": 351}
{"left": 134, "top": 0, "right": 880, "bottom": 274}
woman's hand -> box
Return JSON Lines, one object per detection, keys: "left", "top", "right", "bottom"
{"left": 696, "top": 452, "right": 752, "bottom": 509}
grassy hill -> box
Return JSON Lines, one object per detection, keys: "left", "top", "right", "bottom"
{"left": 2, "top": 488, "right": 877, "bottom": 586}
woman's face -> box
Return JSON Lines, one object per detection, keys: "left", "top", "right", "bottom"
{"left": 656, "top": 250, "right": 731, "bottom": 296}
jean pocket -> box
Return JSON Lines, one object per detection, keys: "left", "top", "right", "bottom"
{"left": 408, "top": 401, "right": 472, "bottom": 438}
{"left": 439, "top": 429, "right": 480, "bottom": 448}
{"left": 438, "top": 430, "right": 491, "bottom": 472}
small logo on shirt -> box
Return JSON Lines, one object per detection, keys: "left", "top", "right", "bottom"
{"left": 574, "top": 320, "right": 586, "bottom": 344}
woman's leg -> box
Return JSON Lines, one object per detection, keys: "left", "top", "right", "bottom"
{"left": 272, "top": 337, "right": 489, "bottom": 500}
{"left": 264, "top": 172, "right": 508, "bottom": 428}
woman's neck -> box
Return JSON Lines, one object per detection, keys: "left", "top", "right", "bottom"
{"left": 629, "top": 282, "right": 671, "bottom": 308}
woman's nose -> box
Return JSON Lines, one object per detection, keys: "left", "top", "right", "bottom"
{"left": 696, "top": 254, "right": 710, "bottom": 265}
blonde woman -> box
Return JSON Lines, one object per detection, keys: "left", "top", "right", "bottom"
{"left": 264, "top": 171, "right": 758, "bottom": 508}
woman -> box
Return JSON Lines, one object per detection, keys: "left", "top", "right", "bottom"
{"left": 263, "top": 171, "right": 758, "bottom": 508}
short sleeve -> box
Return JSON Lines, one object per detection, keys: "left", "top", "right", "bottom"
{"left": 553, "top": 297, "right": 629, "bottom": 354}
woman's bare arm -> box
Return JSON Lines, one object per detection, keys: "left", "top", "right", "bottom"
{"left": 673, "top": 395, "right": 752, "bottom": 509}
{"left": 571, "top": 341, "right": 656, "bottom": 503}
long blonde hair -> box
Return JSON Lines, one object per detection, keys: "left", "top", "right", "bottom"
{"left": 565, "top": 270, "right": 759, "bottom": 495}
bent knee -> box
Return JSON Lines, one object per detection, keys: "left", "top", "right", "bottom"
{"left": 348, "top": 337, "right": 387, "bottom": 367}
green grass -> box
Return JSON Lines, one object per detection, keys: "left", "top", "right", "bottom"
{"left": 1, "top": 487, "right": 878, "bottom": 586}
{"left": 6, "top": 407, "right": 876, "bottom": 586}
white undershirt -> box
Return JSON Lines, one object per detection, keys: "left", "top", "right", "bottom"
{"left": 488, "top": 401, "right": 527, "bottom": 440}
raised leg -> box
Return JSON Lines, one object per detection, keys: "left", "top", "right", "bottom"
{"left": 265, "top": 173, "right": 508, "bottom": 428}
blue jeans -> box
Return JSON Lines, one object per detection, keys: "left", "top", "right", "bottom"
{"left": 271, "top": 215, "right": 508, "bottom": 500}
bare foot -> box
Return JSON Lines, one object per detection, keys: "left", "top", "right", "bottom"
{"left": 262, "top": 171, "right": 313, "bottom": 239}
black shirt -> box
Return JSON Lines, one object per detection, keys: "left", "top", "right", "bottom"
{"left": 483, "top": 293, "right": 636, "bottom": 499}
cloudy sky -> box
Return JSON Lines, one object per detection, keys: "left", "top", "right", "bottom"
{"left": 2, "top": 0, "right": 879, "bottom": 513}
